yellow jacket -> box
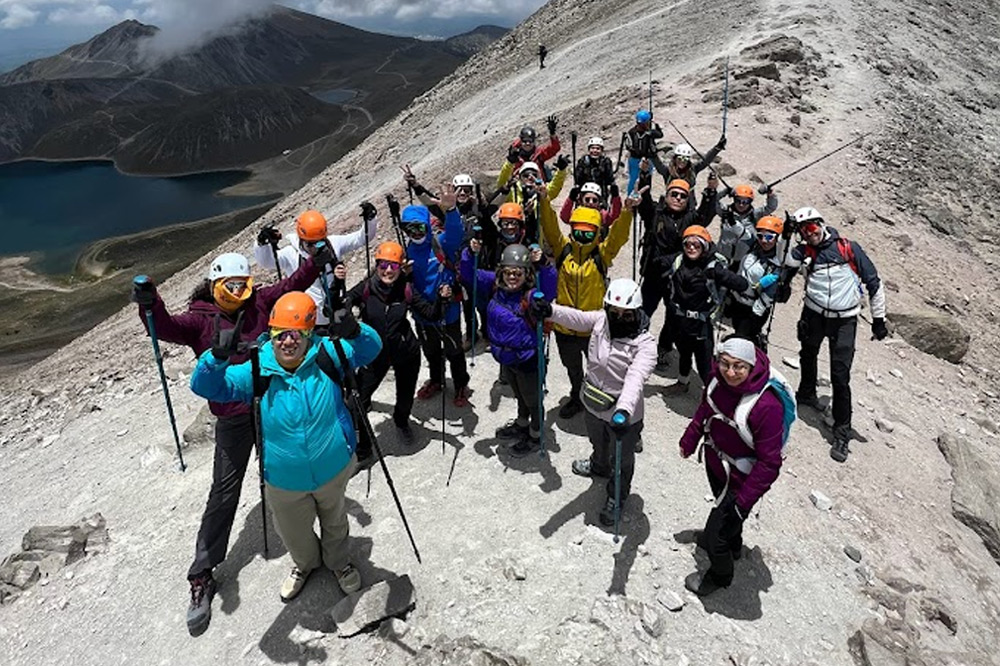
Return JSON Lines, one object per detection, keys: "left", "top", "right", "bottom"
{"left": 540, "top": 202, "right": 633, "bottom": 336}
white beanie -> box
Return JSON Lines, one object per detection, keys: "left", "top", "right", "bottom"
{"left": 718, "top": 337, "right": 757, "bottom": 366}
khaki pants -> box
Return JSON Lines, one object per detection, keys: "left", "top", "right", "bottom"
{"left": 265, "top": 456, "right": 357, "bottom": 573}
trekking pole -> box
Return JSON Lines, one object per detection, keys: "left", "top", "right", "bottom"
{"left": 722, "top": 57, "right": 730, "bottom": 139}
{"left": 533, "top": 291, "right": 547, "bottom": 458}
{"left": 762, "top": 134, "right": 867, "bottom": 190}
{"left": 385, "top": 194, "right": 406, "bottom": 246}
{"left": 760, "top": 212, "right": 795, "bottom": 351}
{"left": 648, "top": 69, "right": 653, "bottom": 115}
{"left": 614, "top": 131, "right": 627, "bottom": 174}
{"left": 666, "top": 120, "right": 732, "bottom": 191}
{"left": 407, "top": 182, "right": 415, "bottom": 205}
{"left": 612, "top": 411, "right": 625, "bottom": 544}
{"left": 470, "top": 226, "right": 482, "bottom": 367}
{"left": 134, "top": 276, "right": 186, "bottom": 472}
{"left": 632, "top": 211, "right": 638, "bottom": 281}
{"left": 249, "top": 343, "right": 269, "bottom": 557}
{"left": 361, "top": 202, "right": 372, "bottom": 279}
{"left": 570, "top": 131, "right": 578, "bottom": 183}
{"left": 328, "top": 336, "right": 422, "bottom": 564}
{"left": 268, "top": 240, "right": 283, "bottom": 281}
{"left": 440, "top": 324, "right": 447, "bottom": 456}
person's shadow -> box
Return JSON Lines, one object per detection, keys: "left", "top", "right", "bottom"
{"left": 673, "top": 527, "right": 773, "bottom": 620}
{"left": 214, "top": 500, "right": 287, "bottom": 616}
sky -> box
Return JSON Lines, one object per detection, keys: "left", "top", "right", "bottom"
{"left": 0, "top": 0, "right": 546, "bottom": 69}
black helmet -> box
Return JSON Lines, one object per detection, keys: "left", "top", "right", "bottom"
{"left": 519, "top": 126, "right": 537, "bottom": 142}
{"left": 500, "top": 244, "right": 531, "bottom": 269}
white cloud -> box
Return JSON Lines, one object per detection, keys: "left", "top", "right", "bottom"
{"left": 306, "top": 0, "right": 543, "bottom": 21}
{"left": 135, "top": 0, "right": 274, "bottom": 58}
{"left": 0, "top": 3, "right": 41, "bottom": 29}
{"left": 48, "top": 3, "right": 132, "bottom": 25}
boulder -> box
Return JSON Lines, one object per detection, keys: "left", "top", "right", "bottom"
{"left": 411, "top": 634, "right": 529, "bottom": 666}
{"left": 936, "top": 433, "right": 1000, "bottom": 566}
{"left": 890, "top": 312, "right": 970, "bottom": 363}
{"left": 330, "top": 574, "right": 415, "bottom": 637}
{"left": 183, "top": 404, "right": 215, "bottom": 449}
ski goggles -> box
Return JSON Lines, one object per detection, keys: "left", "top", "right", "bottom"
{"left": 668, "top": 191, "right": 689, "bottom": 200}
{"left": 402, "top": 224, "right": 426, "bottom": 237}
{"left": 734, "top": 197, "right": 752, "bottom": 207}
{"left": 571, "top": 229, "right": 597, "bottom": 243}
{"left": 270, "top": 328, "right": 312, "bottom": 343}
{"left": 682, "top": 240, "right": 704, "bottom": 250}
{"left": 223, "top": 278, "right": 249, "bottom": 294}
{"left": 756, "top": 231, "right": 777, "bottom": 242}
{"left": 376, "top": 260, "right": 401, "bottom": 271}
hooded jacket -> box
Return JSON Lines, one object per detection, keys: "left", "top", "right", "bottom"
{"left": 733, "top": 241, "right": 784, "bottom": 316}
{"left": 714, "top": 190, "right": 778, "bottom": 267}
{"left": 497, "top": 135, "right": 562, "bottom": 184}
{"left": 625, "top": 123, "right": 664, "bottom": 159}
{"left": 189, "top": 326, "right": 382, "bottom": 492}
{"left": 405, "top": 205, "right": 464, "bottom": 326}
{"left": 548, "top": 304, "right": 656, "bottom": 424}
{"left": 344, "top": 275, "right": 441, "bottom": 359}
{"left": 661, "top": 244, "right": 750, "bottom": 336}
{"left": 679, "top": 348, "right": 784, "bottom": 513}
{"left": 540, "top": 201, "right": 633, "bottom": 337}
{"left": 138, "top": 257, "right": 321, "bottom": 418}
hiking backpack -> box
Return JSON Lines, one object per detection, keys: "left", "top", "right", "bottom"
{"left": 803, "top": 238, "right": 858, "bottom": 275}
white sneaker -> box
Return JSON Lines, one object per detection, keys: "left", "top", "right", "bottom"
{"left": 279, "top": 567, "right": 312, "bottom": 602}
{"left": 335, "top": 563, "right": 361, "bottom": 594}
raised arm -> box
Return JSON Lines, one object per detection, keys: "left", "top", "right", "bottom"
{"left": 189, "top": 352, "right": 254, "bottom": 405}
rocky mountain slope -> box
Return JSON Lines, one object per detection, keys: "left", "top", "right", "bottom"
{"left": 2, "top": 0, "right": 1000, "bottom": 664}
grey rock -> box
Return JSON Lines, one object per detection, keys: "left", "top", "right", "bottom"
{"left": 182, "top": 404, "right": 215, "bottom": 449}
{"left": 640, "top": 604, "right": 664, "bottom": 638}
{"left": 782, "top": 356, "right": 800, "bottom": 370}
{"left": 737, "top": 62, "right": 781, "bottom": 81}
{"left": 844, "top": 545, "right": 863, "bottom": 562}
{"left": 891, "top": 312, "right": 970, "bottom": 363}
{"left": 874, "top": 417, "right": 895, "bottom": 433}
{"left": 656, "top": 590, "right": 685, "bottom": 612}
{"left": 810, "top": 490, "right": 833, "bottom": 511}
{"left": 854, "top": 564, "right": 875, "bottom": 586}
{"left": 937, "top": 434, "right": 1000, "bottom": 566}
{"left": 330, "top": 574, "right": 415, "bottom": 637}
{"left": 378, "top": 618, "right": 409, "bottom": 638}
{"left": 972, "top": 416, "right": 998, "bottom": 435}
{"left": 411, "top": 635, "right": 529, "bottom": 666}
{"left": 502, "top": 557, "right": 527, "bottom": 581}
{"left": 589, "top": 596, "right": 619, "bottom": 631}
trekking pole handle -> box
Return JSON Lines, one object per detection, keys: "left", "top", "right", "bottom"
{"left": 612, "top": 412, "right": 627, "bottom": 427}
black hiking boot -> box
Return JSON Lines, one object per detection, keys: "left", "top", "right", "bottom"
{"left": 496, "top": 421, "right": 528, "bottom": 440}
{"left": 796, "top": 393, "right": 824, "bottom": 411}
{"left": 187, "top": 571, "right": 216, "bottom": 636}
{"left": 558, "top": 397, "right": 584, "bottom": 419}
{"left": 599, "top": 496, "right": 619, "bottom": 527}
{"left": 396, "top": 423, "right": 415, "bottom": 447}
{"left": 684, "top": 571, "right": 726, "bottom": 597}
{"left": 830, "top": 435, "right": 850, "bottom": 463}
{"left": 510, "top": 434, "right": 539, "bottom": 457}
{"left": 655, "top": 349, "right": 671, "bottom": 373}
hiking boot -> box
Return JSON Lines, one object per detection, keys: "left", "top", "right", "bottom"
{"left": 558, "top": 397, "right": 584, "bottom": 419}
{"left": 634, "top": 436, "right": 644, "bottom": 453}
{"left": 463, "top": 336, "right": 473, "bottom": 352}
{"left": 453, "top": 385, "right": 473, "bottom": 408}
{"left": 684, "top": 571, "right": 726, "bottom": 597}
{"left": 510, "top": 434, "right": 540, "bottom": 457}
{"left": 655, "top": 349, "right": 671, "bottom": 372}
{"left": 796, "top": 393, "right": 824, "bottom": 411}
{"left": 279, "top": 567, "right": 312, "bottom": 602}
{"left": 396, "top": 423, "right": 415, "bottom": 446}
{"left": 496, "top": 421, "right": 528, "bottom": 439}
{"left": 417, "top": 380, "right": 441, "bottom": 400}
{"left": 663, "top": 381, "right": 690, "bottom": 395}
{"left": 186, "top": 572, "right": 216, "bottom": 635}
{"left": 599, "top": 496, "right": 619, "bottom": 527}
{"left": 355, "top": 449, "right": 375, "bottom": 472}
{"left": 335, "top": 563, "right": 362, "bottom": 595}
{"left": 571, "top": 458, "right": 593, "bottom": 477}
{"left": 830, "top": 436, "right": 850, "bottom": 463}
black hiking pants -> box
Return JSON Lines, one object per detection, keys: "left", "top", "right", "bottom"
{"left": 502, "top": 362, "right": 541, "bottom": 436}
{"left": 584, "top": 411, "right": 642, "bottom": 500}
{"left": 673, "top": 316, "right": 714, "bottom": 383}
{"left": 356, "top": 348, "right": 421, "bottom": 457}
{"left": 417, "top": 321, "right": 470, "bottom": 390}
{"left": 729, "top": 301, "right": 769, "bottom": 348}
{"left": 702, "top": 469, "right": 743, "bottom": 587}
{"left": 555, "top": 331, "right": 589, "bottom": 401}
{"left": 187, "top": 412, "right": 255, "bottom": 579}
{"left": 797, "top": 308, "right": 857, "bottom": 434}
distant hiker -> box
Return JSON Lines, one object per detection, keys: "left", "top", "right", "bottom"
{"left": 678, "top": 337, "right": 790, "bottom": 596}
{"left": 462, "top": 243, "right": 557, "bottom": 455}
{"left": 538, "top": 43, "right": 547, "bottom": 69}
{"left": 574, "top": 136, "right": 616, "bottom": 199}
{"left": 540, "top": 183, "right": 639, "bottom": 419}
{"left": 494, "top": 158, "right": 569, "bottom": 243}
{"left": 728, "top": 216, "right": 785, "bottom": 347}
{"left": 658, "top": 225, "right": 749, "bottom": 392}
{"left": 560, "top": 181, "right": 622, "bottom": 233}
{"left": 131, "top": 250, "right": 324, "bottom": 634}
{"left": 776, "top": 207, "right": 888, "bottom": 463}
{"left": 624, "top": 110, "right": 665, "bottom": 194}
{"left": 398, "top": 188, "right": 472, "bottom": 407}
{"left": 531, "top": 279, "right": 656, "bottom": 525}
{"left": 715, "top": 183, "right": 779, "bottom": 269}
{"left": 189, "top": 292, "right": 382, "bottom": 602}
{"left": 500, "top": 116, "right": 562, "bottom": 179}
{"left": 255, "top": 206, "right": 378, "bottom": 330}
{"left": 344, "top": 241, "right": 445, "bottom": 455}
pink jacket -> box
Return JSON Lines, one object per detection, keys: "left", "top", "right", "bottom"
{"left": 549, "top": 304, "right": 656, "bottom": 424}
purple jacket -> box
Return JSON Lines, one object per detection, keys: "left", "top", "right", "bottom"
{"left": 679, "top": 347, "right": 783, "bottom": 512}
{"left": 138, "top": 258, "right": 321, "bottom": 418}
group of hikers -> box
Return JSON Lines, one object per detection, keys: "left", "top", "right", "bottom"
{"left": 131, "top": 108, "right": 886, "bottom": 634}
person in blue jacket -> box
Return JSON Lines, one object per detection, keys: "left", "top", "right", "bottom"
{"left": 462, "top": 243, "right": 556, "bottom": 455}
{"left": 189, "top": 291, "right": 382, "bottom": 603}
{"left": 399, "top": 184, "right": 472, "bottom": 407}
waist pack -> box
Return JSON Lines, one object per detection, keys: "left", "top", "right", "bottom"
{"left": 582, "top": 378, "right": 618, "bottom": 412}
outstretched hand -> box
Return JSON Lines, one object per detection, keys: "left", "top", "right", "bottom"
{"left": 439, "top": 182, "right": 457, "bottom": 210}
{"left": 624, "top": 186, "right": 649, "bottom": 209}
{"left": 400, "top": 164, "right": 417, "bottom": 185}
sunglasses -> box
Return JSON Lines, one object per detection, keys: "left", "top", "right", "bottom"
{"left": 499, "top": 218, "right": 521, "bottom": 228}
{"left": 682, "top": 240, "right": 703, "bottom": 249}
{"left": 455, "top": 186, "right": 473, "bottom": 194}
{"left": 734, "top": 197, "right": 752, "bottom": 206}
{"left": 269, "top": 328, "right": 312, "bottom": 343}
{"left": 756, "top": 232, "right": 777, "bottom": 242}
{"left": 668, "top": 191, "right": 689, "bottom": 200}
{"left": 572, "top": 230, "right": 597, "bottom": 241}
{"left": 301, "top": 239, "right": 322, "bottom": 248}
{"left": 376, "top": 260, "right": 401, "bottom": 271}
{"left": 403, "top": 225, "right": 426, "bottom": 236}
{"left": 718, "top": 359, "right": 751, "bottom": 374}
{"left": 800, "top": 224, "right": 822, "bottom": 236}
{"left": 581, "top": 196, "right": 601, "bottom": 205}
{"left": 674, "top": 156, "right": 690, "bottom": 163}
{"left": 223, "top": 278, "right": 248, "bottom": 293}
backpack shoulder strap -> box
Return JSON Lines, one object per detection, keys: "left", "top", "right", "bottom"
{"left": 556, "top": 243, "right": 574, "bottom": 270}
{"left": 315, "top": 344, "right": 345, "bottom": 387}
{"left": 837, "top": 238, "right": 859, "bottom": 275}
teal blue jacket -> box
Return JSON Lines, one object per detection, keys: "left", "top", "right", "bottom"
{"left": 189, "top": 325, "right": 382, "bottom": 492}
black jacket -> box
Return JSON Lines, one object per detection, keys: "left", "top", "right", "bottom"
{"left": 662, "top": 245, "right": 750, "bottom": 336}
{"left": 345, "top": 276, "right": 440, "bottom": 357}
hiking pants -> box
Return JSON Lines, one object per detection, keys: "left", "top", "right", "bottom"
{"left": 417, "top": 321, "right": 470, "bottom": 390}
{"left": 187, "top": 412, "right": 255, "bottom": 579}
{"left": 674, "top": 319, "right": 714, "bottom": 383}
{"left": 729, "top": 301, "right": 769, "bottom": 348}
{"left": 265, "top": 456, "right": 357, "bottom": 574}
{"left": 555, "top": 331, "right": 590, "bottom": 401}
{"left": 702, "top": 469, "right": 743, "bottom": 587}
{"left": 501, "top": 362, "right": 541, "bottom": 437}
{"left": 584, "top": 411, "right": 643, "bottom": 500}
{"left": 797, "top": 308, "right": 857, "bottom": 433}
{"left": 356, "top": 348, "right": 421, "bottom": 457}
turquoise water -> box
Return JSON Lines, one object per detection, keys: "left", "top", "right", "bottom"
{"left": 0, "top": 160, "right": 272, "bottom": 274}
{"left": 310, "top": 88, "right": 357, "bottom": 104}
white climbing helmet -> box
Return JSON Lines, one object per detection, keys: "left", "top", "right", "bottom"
{"left": 452, "top": 173, "right": 475, "bottom": 188}
{"left": 793, "top": 206, "right": 824, "bottom": 225}
{"left": 604, "top": 278, "right": 643, "bottom": 310}
{"left": 581, "top": 182, "right": 603, "bottom": 196}
{"left": 208, "top": 253, "right": 251, "bottom": 281}
{"left": 673, "top": 143, "right": 694, "bottom": 158}
{"left": 587, "top": 136, "right": 604, "bottom": 148}
{"left": 518, "top": 161, "right": 540, "bottom": 176}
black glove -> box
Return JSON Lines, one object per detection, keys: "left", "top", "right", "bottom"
{"left": 775, "top": 282, "right": 792, "bottom": 303}
{"left": 313, "top": 241, "right": 336, "bottom": 268}
{"left": 609, "top": 183, "right": 620, "bottom": 198}
{"left": 529, "top": 296, "right": 552, "bottom": 320}
{"left": 131, "top": 275, "right": 156, "bottom": 307}
{"left": 211, "top": 312, "right": 245, "bottom": 361}
{"left": 329, "top": 308, "right": 361, "bottom": 340}
{"left": 568, "top": 186, "right": 580, "bottom": 201}
{"left": 360, "top": 201, "right": 377, "bottom": 221}
{"left": 871, "top": 317, "right": 889, "bottom": 341}
{"left": 386, "top": 194, "right": 401, "bottom": 221}
{"left": 257, "top": 224, "right": 281, "bottom": 247}
{"left": 716, "top": 134, "right": 727, "bottom": 151}
{"left": 610, "top": 409, "right": 629, "bottom": 434}
{"left": 507, "top": 144, "right": 521, "bottom": 163}
{"left": 758, "top": 183, "right": 771, "bottom": 195}
{"left": 555, "top": 154, "right": 569, "bottom": 170}
{"left": 722, "top": 186, "right": 733, "bottom": 198}
{"left": 546, "top": 114, "right": 558, "bottom": 135}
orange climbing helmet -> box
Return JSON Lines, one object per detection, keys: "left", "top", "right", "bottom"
{"left": 268, "top": 292, "right": 317, "bottom": 330}
{"left": 756, "top": 216, "right": 784, "bottom": 235}
{"left": 733, "top": 184, "right": 754, "bottom": 200}
{"left": 682, "top": 225, "right": 712, "bottom": 244}
{"left": 498, "top": 202, "right": 525, "bottom": 221}
{"left": 374, "top": 241, "right": 405, "bottom": 263}
{"left": 296, "top": 210, "right": 328, "bottom": 242}
{"left": 666, "top": 179, "right": 691, "bottom": 193}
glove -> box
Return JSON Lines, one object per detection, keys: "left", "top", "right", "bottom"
{"left": 569, "top": 186, "right": 580, "bottom": 201}
{"left": 758, "top": 183, "right": 771, "bottom": 195}
{"left": 529, "top": 295, "right": 552, "bottom": 320}
{"left": 610, "top": 410, "right": 629, "bottom": 434}
{"left": 722, "top": 186, "right": 733, "bottom": 198}
{"left": 609, "top": 183, "right": 620, "bottom": 198}
{"left": 211, "top": 312, "right": 245, "bottom": 361}
{"left": 704, "top": 265, "right": 718, "bottom": 280}
{"left": 257, "top": 224, "right": 281, "bottom": 247}
{"left": 507, "top": 144, "right": 521, "bottom": 163}
{"left": 329, "top": 308, "right": 361, "bottom": 340}
{"left": 716, "top": 134, "right": 727, "bottom": 151}
{"left": 775, "top": 282, "right": 792, "bottom": 303}
{"left": 131, "top": 275, "right": 156, "bottom": 307}
{"left": 546, "top": 114, "right": 558, "bottom": 135}
{"left": 313, "top": 241, "right": 336, "bottom": 268}
{"left": 758, "top": 273, "right": 779, "bottom": 290}
{"left": 871, "top": 317, "right": 889, "bottom": 341}
{"left": 360, "top": 201, "right": 377, "bottom": 222}
{"left": 555, "top": 154, "right": 569, "bottom": 170}
{"left": 386, "top": 194, "right": 401, "bottom": 220}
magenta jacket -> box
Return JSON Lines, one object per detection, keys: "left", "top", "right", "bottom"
{"left": 138, "top": 257, "right": 321, "bottom": 418}
{"left": 679, "top": 348, "right": 784, "bottom": 512}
